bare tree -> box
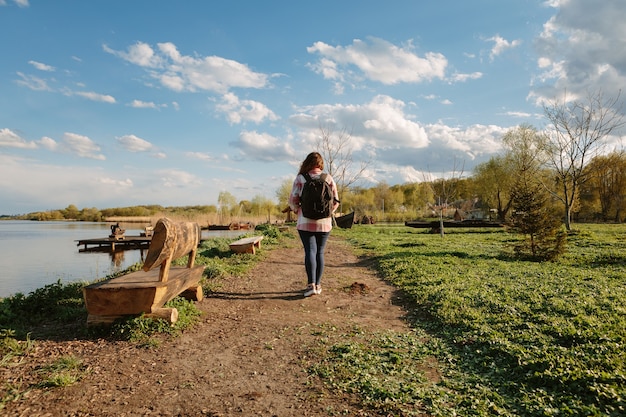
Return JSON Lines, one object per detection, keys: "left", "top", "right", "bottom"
{"left": 541, "top": 90, "right": 625, "bottom": 230}
{"left": 423, "top": 158, "right": 465, "bottom": 237}
{"left": 315, "top": 124, "right": 371, "bottom": 211}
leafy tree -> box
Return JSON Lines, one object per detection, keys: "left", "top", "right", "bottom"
{"left": 473, "top": 155, "right": 515, "bottom": 221}
{"left": 400, "top": 182, "right": 432, "bottom": 216}
{"left": 584, "top": 152, "right": 626, "bottom": 222}
{"left": 217, "top": 191, "right": 237, "bottom": 220}
{"left": 275, "top": 179, "right": 292, "bottom": 210}
{"left": 62, "top": 204, "right": 80, "bottom": 220}
{"left": 79, "top": 207, "right": 102, "bottom": 222}
{"left": 251, "top": 195, "right": 276, "bottom": 223}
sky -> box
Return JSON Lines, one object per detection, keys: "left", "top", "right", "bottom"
{"left": 1, "top": 0, "right": 625, "bottom": 215}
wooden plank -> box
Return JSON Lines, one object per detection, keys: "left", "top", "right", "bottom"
{"left": 86, "top": 307, "right": 179, "bottom": 326}
{"left": 82, "top": 265, "right": 205, "bottom": 317}
{"left": 229, "top": 236, "right": 264, "bottom": 254}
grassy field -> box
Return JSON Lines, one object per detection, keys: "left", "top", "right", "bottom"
{"left": 2, "top": 222, "right": 624, "bottom": 415}
{"left": 320, "top": 223, "right": 626, "bottom": 416}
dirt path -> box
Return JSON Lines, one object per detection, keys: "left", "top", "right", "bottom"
{"left": 4, "top": 235, "right": 411, "bottom": 416}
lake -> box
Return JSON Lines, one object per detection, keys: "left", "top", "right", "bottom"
{"left": 0, "top": 220, "right": 244, "bottom": 298}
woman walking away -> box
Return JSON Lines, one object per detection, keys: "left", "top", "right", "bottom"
{"left": 289, "top": 152, "right": 340, "bottom": 297}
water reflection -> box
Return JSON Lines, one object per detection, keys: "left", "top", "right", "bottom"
{"left": 0, "top": 221, "right": 252, "bottom": 298}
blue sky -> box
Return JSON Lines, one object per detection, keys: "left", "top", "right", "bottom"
{"left": 1, "top": 0, "right": 625, "bottom": 215}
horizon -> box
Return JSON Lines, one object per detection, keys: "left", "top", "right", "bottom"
{"left": 1, "top": 0, "right": 625, "bottom": 215}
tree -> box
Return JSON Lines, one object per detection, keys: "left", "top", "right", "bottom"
{"left": 315, "top": 124, "right": 371, "bottom": 209}
{"left": 508, "top": 174, "right": 566, "bottom": 261}
{"left": 541, "top": 90, "right": 625, "bottom": 230}
{"left": 217, "top": 191, "right": 237, "bottom": 220}
{"left": 506, "top": 125, "right": 566, "bottom": 261}
{"left": 584, "top": 152, "right": 626, "bottom": 222}
{"left": 251, "top": 195, "right": 276, "bottom": 223}
{"left": 473, "top": 155, "right": 515, "bottom": 221}
{"left": 401, "top": 182, "right": 432, "bottom": 216}
{"left": 477, "top": 124, "right": 548, "bottom": 222}
{"left": 423, "top": 158, "right": 465, "bottom": 237}
{"left": 62, "top": 204, "right": 80, "bottom": 220}
{"left": 275, "top": 179, "right": 293, "bottom": 209}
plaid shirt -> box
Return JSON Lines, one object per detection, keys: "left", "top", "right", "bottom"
{"left": 288, "top": 168, "right": 340, "bottom": 232}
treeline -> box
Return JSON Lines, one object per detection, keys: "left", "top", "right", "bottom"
{"left": 10, "top": 204, "right": 219, "bottom": 222}
{"left": 10, "top": 144, "right": 626, "bottom": 225}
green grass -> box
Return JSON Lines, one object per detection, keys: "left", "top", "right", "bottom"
{"left": 325, "top": 223, "right": 626, "bottom": 416}
{"left": 36, "top": 355, "right": 85, "bottom": 388}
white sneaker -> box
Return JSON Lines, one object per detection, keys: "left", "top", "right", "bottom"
{"left": 315, "top": 285, "right": 322, "bottom": 295}
{"left": 304, "top": 285, "right": 316, "bottom": 297}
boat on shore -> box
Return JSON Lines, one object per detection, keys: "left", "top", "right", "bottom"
{"left": 335, "top": 212, "right": 355, "bottom": 229}
{"left": 206, "top": 222, "right": 254, "bottom": 231}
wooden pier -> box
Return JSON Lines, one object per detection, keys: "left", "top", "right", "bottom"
{"left": 405, "top": 220, "right": 504, "bottom": 233}
{"left": 76, "top": 236, "right": 152, "bottom": 252}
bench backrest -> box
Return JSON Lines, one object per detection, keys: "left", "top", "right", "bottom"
{"left": 143, "top": 217, "right": 201, "bottom": 281}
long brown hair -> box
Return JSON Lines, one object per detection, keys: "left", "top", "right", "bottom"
{"left": 298, "top": 152, "right": 324, "bottom": 175}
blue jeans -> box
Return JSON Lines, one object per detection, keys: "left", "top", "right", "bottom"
{"left": 297, "top": 230, "right": 330, "bottom": 286}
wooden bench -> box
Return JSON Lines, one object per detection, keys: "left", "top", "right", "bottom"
{"left": 83, "top": 217, "right": 205, "bottom": 326}
{"left": 141, "top": 225, "right": 154, "bottom": 237}
{"left": 229, "top": 235, "right": 264, "bottom": 254}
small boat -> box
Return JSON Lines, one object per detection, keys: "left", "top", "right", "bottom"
{"left": 207, "top": 224, "right": 232, "bottom": 231}
{"left": 335, "top": 212, "right": 355, "bottom": 229}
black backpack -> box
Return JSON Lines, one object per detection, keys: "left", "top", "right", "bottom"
{"left": 300, "top": 173, "right": 334, "bottom": 219}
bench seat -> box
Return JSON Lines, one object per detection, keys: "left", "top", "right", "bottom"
{"left": 229, "top": 235, "right": 264, "bottom": 254}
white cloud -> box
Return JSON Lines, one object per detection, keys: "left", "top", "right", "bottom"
{"left": 0, "top": 128, "right": 37, "bottom": 149}
{"left": 38, "top": 136, "right": 58, "bottom": 150}
{"left": 61, "top": 132, "right": 105, "bottom": 160}
{"left": 71, "top": 91, "right": 116, "bottom": 103}
{"left": 427, "top": 123, "right": 506, "bottom": 155}
{"left": 307, "top": 37, "right": 447, "bottom": 86}
{"left": 291, "top": 95, "right": 429, "bottom": 150}
{"left": 289, "top": 94, "right": 509, "bottom": 176}
{"left": 1, "top": 0, "right": 29, "bottom": 6}
{"left": 230, "top": 131, "right": 295, "bottom": 162}
{"left": 99, "top": 177, "right": 133, "bottom": 188}
{"left": 186, "top": 152, "right": 216, "bottom": 162}
{"left": 15, "top": 72, "right": 51, "bottom": 91}
{"left": 449, "top": 72, "right": 483, "bottom": 83}
{"left": 505, "top": 111, "right": 533, "bottom": 118}
{"left": 532, "top": 0, "right": 626, "bottom": 103}
{"left": 128, "top": 99, "right": 160, "bottom": 109}
{"left": 105, "top": 41, "right": 270, "bottom": 94}
{"left": 216, "top": 92, "right": 279, "bottom": 124}
{"left": 103, "top": 42, "right": 162, "bottom": 68}
{"left": 487, "top": 35, "right": 522, "bottom": 60}
{"left": 374, "top": 123, "right": 508, "bottom": 176}
{"left": 28, "top": 60, "right": 55, "bottom": 72}
{"left": 158, "top": 169, "right": 201, "bottom": 188}
{"left": 116, "top": 134, "right": 154, "bottom": 152}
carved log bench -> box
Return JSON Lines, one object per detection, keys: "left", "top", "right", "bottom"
{"left": 83, "top": 217, "right": 205, "bottom": 326}
{"left": 229, "top": 235, "right": 264, "bottom": 254}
